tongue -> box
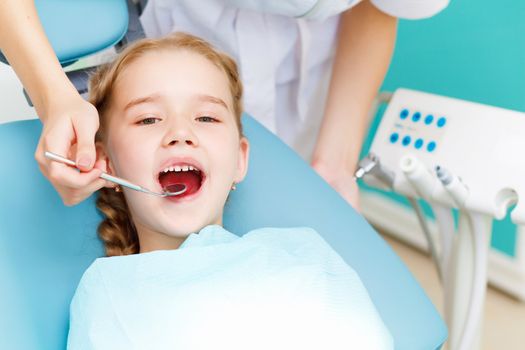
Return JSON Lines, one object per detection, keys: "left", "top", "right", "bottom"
{"left": 159, "top": 171, "right": 201, "bottom": 196}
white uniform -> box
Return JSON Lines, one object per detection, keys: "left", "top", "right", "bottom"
{"left": 140, "top": 0, "right": 448, "bottom": 160}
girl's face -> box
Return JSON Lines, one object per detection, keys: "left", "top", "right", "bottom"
{"left": 97, "top": 49, "right": 249, "bottom": 252}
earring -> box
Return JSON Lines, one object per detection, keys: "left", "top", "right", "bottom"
{"left": 115, "top": 185, "right": 121, "bottom": 193}
{"left": 231, "top": 183, "right": 237, "bottom": 191}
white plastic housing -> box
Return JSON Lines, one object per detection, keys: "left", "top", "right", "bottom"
{"left": 367, "top": 88, "right": 523, "bottom": 223}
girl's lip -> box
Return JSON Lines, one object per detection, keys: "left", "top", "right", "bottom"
{"left": 154, "top": 155, "right": 207, "bottom": 201}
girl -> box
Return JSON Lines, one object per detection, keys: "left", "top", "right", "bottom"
{"left": 67, "top": 32, "right": 393, "bottom": 350}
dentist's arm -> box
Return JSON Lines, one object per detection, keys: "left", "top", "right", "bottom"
{"left": 311, "top": 0, "right": 397, "bottom": 210}
{"left": 0, "top": 0, "right": 106, "bottom": 206}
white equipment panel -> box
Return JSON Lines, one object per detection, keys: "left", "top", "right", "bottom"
{"left": 368, "top": 88, "right": 525, "bottom": 223}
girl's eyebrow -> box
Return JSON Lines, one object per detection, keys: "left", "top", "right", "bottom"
{"left": 123, "top": 93, "right": 229, "bottom": 111}
{"left": 124, "top": 93, "right": 161, "bottom": 111}
{"left": 195, "top": 94, "right": 229, "bottom": 111}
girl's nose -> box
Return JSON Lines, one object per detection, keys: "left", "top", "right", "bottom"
{"left": 162, "top": 120, "right": 199, "bottom": 147}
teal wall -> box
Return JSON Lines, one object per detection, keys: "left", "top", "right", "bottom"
{"left": 361, "top": 1, "right": 525, "bottom": 257}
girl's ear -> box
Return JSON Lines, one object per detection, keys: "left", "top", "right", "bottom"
{"left": 95, "top": 142, "right": 117, "bottom": 188}
{"left": 234, "top": 137, "right": 250, "bottom": 184}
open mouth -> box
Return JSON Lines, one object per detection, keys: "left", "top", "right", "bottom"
{"left": 157, "top": 163, "right": 205, "bottom": 199}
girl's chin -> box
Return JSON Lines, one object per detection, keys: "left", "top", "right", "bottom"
{"left": 163, "top": 223, "right": 208, "bottom": 237}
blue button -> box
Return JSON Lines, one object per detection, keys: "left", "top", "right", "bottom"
{"left": 389, "top": 132, "right": 399, "bottom": 143}
{"left": 412, "top": 112, "right": 421, "bottom": 122}
{"left": 400, "top": 109, "right": 409, "bottom": 119}
{"left": 424, "top": 114, "right": 434, "bottom": 125}
{"left": 402, "top": 136, "right": 411, "bottom": 146}
{"left": 414, "top": 138, "right": 424, "bottom": 149}
{"left": 427, "top": 141, "right": 437, "bottom": 152}
{"left": 437, "top": 117, "right": 447, "bottom": 128}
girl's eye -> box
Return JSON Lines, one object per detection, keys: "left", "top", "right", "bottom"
{"left": 138, "top": 117, "right": 160, "bottom": 125}
{"left": 196, "top": 116, "right": 218, "bottom": 123}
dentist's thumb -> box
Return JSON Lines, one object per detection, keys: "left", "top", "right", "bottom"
{"left": 74, "top": 105, "right": 100, "bottom": 171}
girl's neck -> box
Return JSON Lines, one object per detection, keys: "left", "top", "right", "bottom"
{"left": 136, "top": 219, "right": 223, "bottom": 253}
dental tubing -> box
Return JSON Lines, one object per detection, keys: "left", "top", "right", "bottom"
{"left": 359, "top": 151, "right": 488, "bottom": 350}
{"left": 458, "top": 212, "right": 488, "bottom": 350}
{"left": 432, "top": 204, "right": 455, "bottom": 285}
{"left": 437, "top": 166, "right": 487, "bottom": 350}
{"left": 356, "top": 154, "right": 442, "bottom": 280}
{"left": 407, "top": 197, "right": 443, "bottom": 280}
{"left": 400, "top": 155, "right": 455, "bottom": 281}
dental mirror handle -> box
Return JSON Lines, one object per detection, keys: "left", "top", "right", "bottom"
{"left": 100, "top": 172, "right": 145, "bottom": 192}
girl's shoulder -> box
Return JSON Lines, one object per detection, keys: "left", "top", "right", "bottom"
{"left": 242, "top": 226, "right": 349, "bottom": 270}
{"left": 243, "top": 226, "right": 320, "bottom": 240}
{"left": 243, "top": 226, "right": 328, "bottom": 249}
{"left": 73, "top": 253, "right": 143, "bottom": 297}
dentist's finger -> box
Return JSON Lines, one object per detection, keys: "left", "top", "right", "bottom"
{"left": 73, "top": 104, "right": 100, "bottom": 171}
{"left": 62, "top": 178, "right": 108, "bottom": 206}
{"left": 47, "top": 163, "right": 103, "bottom": 190}
{"left": 35, "top": 120, "right": 75, "bottom": 177}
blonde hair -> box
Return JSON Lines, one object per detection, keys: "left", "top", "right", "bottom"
{"left": 90, "top": 32, "right": 244, "bottom": 256}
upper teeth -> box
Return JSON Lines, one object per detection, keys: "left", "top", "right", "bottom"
{"left": 161, "top": 165, "right": 199, "bottom": 173}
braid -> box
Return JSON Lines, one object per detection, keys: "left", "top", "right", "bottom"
{"left": 96, "top": 188, "right": 139, "bottom": 256}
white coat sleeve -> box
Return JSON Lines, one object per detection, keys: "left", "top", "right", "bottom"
{"left": 371, "top": 0, "right": 449, "bottom": 19}
{"left": 67, "top": 263, "right": 132, "bottom": 350}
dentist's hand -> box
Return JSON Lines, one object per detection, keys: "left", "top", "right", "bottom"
{"left": 311, "top": 159, "right": 360, "bottom": 211}
{"left": 0, "top": 0, "right": 109, "bottom": 205}
{"left": 34, "top": 95, "right": 107, "bottom": 206}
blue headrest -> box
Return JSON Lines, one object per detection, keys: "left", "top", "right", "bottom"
{"left": 0, "top": 0, "right": 128, "bottom": 66}
{"left": 0, "top": 116, "right": 446, "bottom": 349}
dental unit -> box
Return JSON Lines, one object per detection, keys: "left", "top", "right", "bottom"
{"left": 0, "top": 0, "right": 452, "bottom": 348}
{"left": 357, "top": 88, "right": 525, "bottom": 350}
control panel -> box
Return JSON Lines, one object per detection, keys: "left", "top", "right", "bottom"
{"left": 367, "top": 88, "right": 525, "bottom": 224}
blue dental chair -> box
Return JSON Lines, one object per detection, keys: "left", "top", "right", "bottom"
{"left": 0, "top": 1, "right": 447, "bottom": 349}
